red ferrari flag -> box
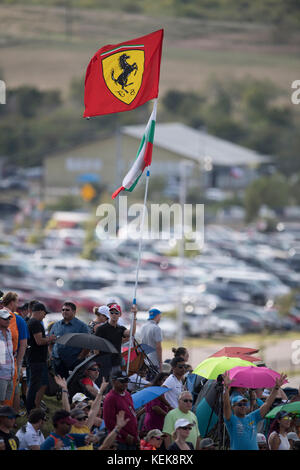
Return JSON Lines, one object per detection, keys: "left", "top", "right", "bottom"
{"left": 83, "top": 29, "right": 164, "bottom": 117}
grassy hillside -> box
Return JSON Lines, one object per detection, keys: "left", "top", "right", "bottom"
{"left": 1, "top": 0, "right": 300, "bottom": 26}
{"left": 0, "top": 4, "right": 299, "bottom": 101}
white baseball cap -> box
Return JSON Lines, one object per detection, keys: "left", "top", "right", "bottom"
{"left": 174, "top": 418, "right": 194, "bottom": 430}
{"left": 97, "top": 305, "right": 110, "bottom": 319}
{"left": 257, "top": 433, "right": 267, "bottom": 444}
{"left": 72, "top": 393, "right": 88, "bottom": 404}
{"left": 0, "top": 309, "right": 13, "bottom": 320}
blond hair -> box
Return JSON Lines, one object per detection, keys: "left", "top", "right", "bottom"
{"left": 2, "top": 291, "right": 18, "bottom": 307}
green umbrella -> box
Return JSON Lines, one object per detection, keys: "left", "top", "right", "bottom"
{"left": 265, "top": 401, "right": 300, "bottom": 419}
{"left": 193, "top": 356, "right": 257, "bottom": 380}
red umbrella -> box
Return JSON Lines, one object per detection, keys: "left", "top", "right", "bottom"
{"left": 209, "top": 347, "right": 262, "bottom": 363}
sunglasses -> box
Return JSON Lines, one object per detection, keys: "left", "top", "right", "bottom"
{"left": 62, "top": 308, "right": 71, "bottom": 312}
{"left": 182, "top": 399, "right": 193, "bottom": 403}
{"left": 179, "top": 426, "right": 192, "bottom": 431}
{"left": 76, "top": 416, "right": 87, "bottom": 422}
{"left": 236, "top": 402, "right": 248, "bottom": 407}
{"left": 176, "top": 365, "right": 186, "bottom": 369}
{"left": 110, "top": 311, "right": 119, "bottom": 315}
{"left": 88, "top": 368, "right": 99, "bottom": 372}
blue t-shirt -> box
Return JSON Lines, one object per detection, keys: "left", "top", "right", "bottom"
{"left": 50, "top": 318, "right": 89, "bottom": 367}
{"left": 40, "top": 432, "right": 87, "bottom": 450}
{"left": 16, "top": 314, "right": 30, "bottom": 349}
{"left": 225, "top": 408, "right": 262, "bottom": 450}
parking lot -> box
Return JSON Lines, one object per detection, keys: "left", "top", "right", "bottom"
{"left": 1, "top": 219, "right": 300, "bottom": 342}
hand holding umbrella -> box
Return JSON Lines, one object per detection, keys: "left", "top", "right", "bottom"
{"left": 222, "top": 370, "right": 233, "bottom": 390}
{"left": 260, "top": 373, "right": 288, "bottom": 419}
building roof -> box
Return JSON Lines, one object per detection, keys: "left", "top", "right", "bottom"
{"left": 122, "top": 122, "right": 270, "bottom": 168}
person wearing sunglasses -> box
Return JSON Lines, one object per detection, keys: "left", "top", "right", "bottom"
{"left": 95, "top": 303, "right": 137, "bottom": 375}
{"left": 0, "top": 405, "right": 19, "bottom": 450}
{"left": 162, "top": 357, "right": 187, "bottom": 410}
{"left": 268, "top": 411, "right": 292, "bottom": 450}
{"left": 81, "top": 362, "right": 101, "bottom": 399}
{"left": 103, "top": 371, "right": 139, "bottom": 450}
{"left": 49, "top": 302, "right": 90, "bottom": 379}
{"left": 163, "top": 391, "right": 201, "bottom": 450}
{"left": 223, "top": 370, "right": 288, "bottom": 450}
{"left": 40, "top": 409, "right": 96, "bottom": 450}
{"left": 140, "top": 429, "right": 165, "bottom": 450}
{"left": 70, "top": 408, "right": 94, "bottom": 450}
{"left": 167, "top": 418, "right": 195, "bottom": 451}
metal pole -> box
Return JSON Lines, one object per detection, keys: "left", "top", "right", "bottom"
{"left": 126, "top": 170, "right": 150, "bottom": 374}
{"left": 177, "top": 161, "right": 186, "bottom": 347}
{"left": 115, "top": 117, "right": 123, "bottom": 234}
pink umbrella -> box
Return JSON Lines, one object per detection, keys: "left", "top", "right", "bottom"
{"left": 228, "top": 366, "right": 288, "bottom": 389}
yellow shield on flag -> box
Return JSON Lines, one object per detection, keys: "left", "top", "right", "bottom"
{"left": 102, "top": 49, "right": 144, "bottom": 105}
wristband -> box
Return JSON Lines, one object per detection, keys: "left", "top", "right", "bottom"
{"left": 62, "top": 390, "right": 69, "bottom": 394}
{"left": 113, "top": 427, "right": 120, "bottom": 433}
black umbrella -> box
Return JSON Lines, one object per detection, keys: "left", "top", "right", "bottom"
{"left": 56, "top": 333, "right": 118, "bottom": 354}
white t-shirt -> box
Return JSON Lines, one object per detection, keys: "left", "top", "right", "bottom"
{"left": 16, "top": 422, "right": 45, "bottom": 450}
{"left": 162, "top": 374, "right": 184, "bottom": 409}
{"left": 268, "top": 431, "right": 290, "bottom": 450}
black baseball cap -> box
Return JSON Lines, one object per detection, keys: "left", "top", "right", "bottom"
{"left": 32, "top": 302, "right": 49, "bottom": 314}
{"left": 0, "top": 406, "right": 19, "bottom": 418}
{"left": 19, "top": 303, "right": 29, "bottom": 311}
{"left": 111, "top": 371, "right": 129, "bottom": 383}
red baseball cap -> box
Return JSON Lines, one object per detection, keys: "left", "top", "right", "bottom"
{"left": 109, "top": 304, "right": 121, "bottom": 313}
{"left": 57, "top": 416, "right": 77, "bottom": 425}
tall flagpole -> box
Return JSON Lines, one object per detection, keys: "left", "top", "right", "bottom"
{"left": 126, "top": 168, "right": 150, "bottom": 375}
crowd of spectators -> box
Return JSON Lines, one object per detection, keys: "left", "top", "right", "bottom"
{"left": 0, "top": 290, "right": 299, "bottom": 451}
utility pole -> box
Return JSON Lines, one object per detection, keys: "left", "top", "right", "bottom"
{"left": 177, "top": 160, "right": 187, "bottom": 347}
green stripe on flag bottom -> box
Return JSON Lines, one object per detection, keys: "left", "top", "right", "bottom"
{"left": 148, "top": 120, "right": 156, "bottom": 144}
{"left": 125, "top": 171, "right": 143, "bottom": 192}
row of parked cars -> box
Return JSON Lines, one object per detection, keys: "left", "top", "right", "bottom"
{"left": 1, "top": 222, "right": 300, "bottom": 339}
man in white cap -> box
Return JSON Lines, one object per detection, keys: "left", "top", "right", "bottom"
{"left": 0, "top": 310, "right": 14, "bottom": 404}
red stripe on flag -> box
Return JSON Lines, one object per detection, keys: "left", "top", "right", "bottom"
{"left": 112, "top": 186, "right": 125, "bottom": 199}
{"left": 143, "top": 141, "right": 153, "bottom": 166}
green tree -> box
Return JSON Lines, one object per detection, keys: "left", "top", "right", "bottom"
{"left": 244, "top": 173, "right": 290, "bottom": 222}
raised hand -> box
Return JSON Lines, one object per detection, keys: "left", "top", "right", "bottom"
{"left": 275, "top": 373, "right": 288, "bottom": 389}
{"left": 116, "top": 410, "right": 130, "bottom": 429}
{"left": 99, "top": 377, "right": 109, "bottom": 394}
{"left": 54, "top": 375, "right": 68, "bottom": 391}
{"left": 131, "top": 304, "right": 138, "bottom": 315}
{"left": 222, "top": 370, "right": 233, "bottom": 388}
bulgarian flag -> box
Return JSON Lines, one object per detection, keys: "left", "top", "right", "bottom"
{"left": 112, "top": 99, "right": 157, "bottom": 199}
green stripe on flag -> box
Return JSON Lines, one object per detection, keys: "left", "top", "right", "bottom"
{"left": 148, "top": 120, "right": 156, "bottom": 144}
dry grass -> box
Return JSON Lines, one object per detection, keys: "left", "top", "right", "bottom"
{"left": 1, "top": 4, "right": 300, "bottom": 99}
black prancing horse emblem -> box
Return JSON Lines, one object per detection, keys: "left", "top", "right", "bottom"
{"left": 111, "top": 54, "right": 138, "bottom": 93}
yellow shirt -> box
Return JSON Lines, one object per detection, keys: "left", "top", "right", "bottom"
{"left": 70, "top": 425, "right": 93, "bottom": 450}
